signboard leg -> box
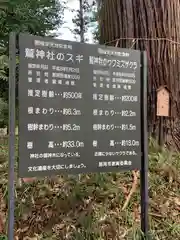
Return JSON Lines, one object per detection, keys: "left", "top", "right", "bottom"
{"left": 8, "top": 32, "right": 16, "bottom": 240}
{"left": 140, "top": 52, "right": 149, "bottom": 239}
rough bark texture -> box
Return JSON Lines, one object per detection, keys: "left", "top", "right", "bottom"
{"left": 98, "top": 0, "right": 180, "bottom": 149}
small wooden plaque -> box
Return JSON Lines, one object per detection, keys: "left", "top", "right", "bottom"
{"left": 156, "top": 86, "right": 169, "bottom": 117}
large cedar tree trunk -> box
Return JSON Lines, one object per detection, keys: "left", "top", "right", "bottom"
{"left": 98, "top": 0, "right": 180, "bottom": 148}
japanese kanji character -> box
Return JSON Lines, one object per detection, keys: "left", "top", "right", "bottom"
{"left": 51, "top": 165, "right": 56, "bottom": 170}
{"left": 37, "top": 166, "right": 43, "bottom": 171}
{"left": 28, "top": 70, "right": 32, "bottom": 76}
{"left": 93, "top": 124, "right": 98, "bottom": 131}
{"left": 47, "top": 165, "right": 51, "bottom": 170}
{"left": 97, "top": 124, "right": 102, "bottom": 130}
{"left": 36, "top": 71, "right": 41, "bottom": 77}
{"left": 67, "top": 44, "right": 72, "bottom": 49}
{"left": 106, "top": 84, "right": 110, "bottom": 88}
{"left": 28, "top": 167, "right": 33, "bottom": 172}
{"left": 56, "top": 53, "right": 65, "bottom": 61}
{"left": 98, "top": 57, "right": 104, "bottom": 65}
{"left": 103, "top": 58, "right": 108, "bottom": 66}
{"left": 28, "top": 63, "right": 32, "bottom": 68}
{"left": 103, "top": 162, "right": 107, "bottom": 167}
{"left": 100, "top": 83, "right": 104, "bottom": 88}
{"left": 89, "top": 56, "right": 94, "bottom": 64}
{"left": 27, "top": 141, "right": 33, "bottom": 149}
{"left": 28, "top": 77, "right": 32, "bottom": 83}
{"left": 33, "top": 124, "right": 39, "bottom": 131}
{"left": 46, "top": 51, "right": 55, "bottom": 60}
{"left": 93, "top": 94, "right": 97, "bottom": 100}
{"left": 93, "top": 109, "right": 98, "bottom": 116}
{"left": 35, "top": 90, "right": 40, "bottom": 97}
{"left": 44, "top": 79, "right": 48, "bottom": 84}
{"left": 58, "top": 80, "right": 62, "bottom": 84}
{"left": 75, "top": 54, "right": 83, "bottom": 63}
{"left": 109, "top": 95, "right": 114, "bottom": 101}
{"left": 42, "top": 166, "right": 47, "bottom": 171}
{"left": 94, "top": 57, "right": 99, "bottom": 64}
{"left": 52, "top": 79, "right": 57, "bottom": 84}
{"left": 35, "top": 108, "right": 40, "bottom": 114}
{"left": 36, "top": 49, "right": 45, "bottom": 59}
{"left": 49, "top": 91, "right": 54, "bottom": 98}
{"left": 66, "top": 53, "right": 73, "bottom": 62}
{"left": 28, "top": 89, "right": 33, "bottom": 97}
{"left": 104, "top": 94, "right": 109, "bottom": 101}
{"left": 28, "top": 107, "right": 33, "bottom": 114}
{"left": 27, "top": 124, "right": 33, "bottom": 131}
{"left": 48, "top": 141, "right": 54, "bottom": 148}
{"left": 30, "top": 154, "right": 35, "bottom": 159}
{"left": 25, "top": 48, "right": 35, "bottom": 58}
{"left": 99, "top": 162, "right": 103, "bottom": 167}
{"left": 92, "top": 140, "right": 98, "bottom": 147}
{"left": 36, "top": 78, "right": 40, "bottom": 83}
{"left": 44, "top": 72, "right": 49, "bottom": 77}
{"left": 93, "top": 82, "right": 97, "bottom": 88}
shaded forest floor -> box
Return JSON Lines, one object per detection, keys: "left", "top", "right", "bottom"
{"left": 0, "top": 138, "right": 180, "bottom": 240}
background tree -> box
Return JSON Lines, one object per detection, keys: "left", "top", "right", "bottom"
{"left": 72, "top": 0, "right": 97, "bottom": 42}
{"left": 0, "top": 0, "right": 66, "bottom": 127}
{"left": 97, "top": 0, "right": 180, "bottom": 148}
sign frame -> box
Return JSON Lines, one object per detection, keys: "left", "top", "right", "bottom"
{"left": 8, "top": 33, "right": 149, "bottom": 239}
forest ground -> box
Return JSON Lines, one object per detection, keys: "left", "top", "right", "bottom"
{"left": 0, "top": 137, "right": 180, "bottom": 240}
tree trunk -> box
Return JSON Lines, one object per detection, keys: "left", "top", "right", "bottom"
{"left": 98, "top": 0, "right": 180, "bottom": 149}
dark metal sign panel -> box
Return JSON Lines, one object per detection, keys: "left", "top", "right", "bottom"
{"left": 18, "top": 33, "right": 141, "bottom": 177}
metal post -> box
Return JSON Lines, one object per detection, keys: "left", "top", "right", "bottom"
{"left": 79, "top": 0, "right": 84, "bottom": 43}
{"left": 8, "top": 32, "right": 16, "bottom": 240}
{"left": 140, "top": 51, "right": 149, "bottom": 239}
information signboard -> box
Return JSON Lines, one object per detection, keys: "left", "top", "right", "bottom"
{"left": 18, "top": 33, "right": 142, "bottom": 177}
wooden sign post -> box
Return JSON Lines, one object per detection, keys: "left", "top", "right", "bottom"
{"left": 156, "top": 86, "right": 170, "bottom": 146}
{"left": 156, "top": 86, "right": 170, "bottom": 117}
